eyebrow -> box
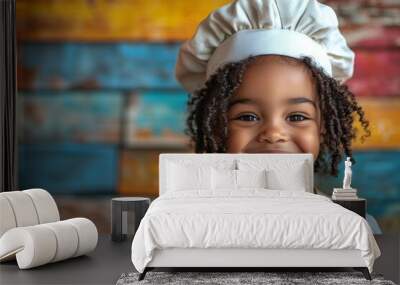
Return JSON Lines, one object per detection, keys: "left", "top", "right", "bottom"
{"left": 228, "top": 96, "right": 317, "bottom": 108}
{"left": 228, "top": 98, "right": 257, "bottom": 108}
{"left": 286, "top": 97, "right": 317, "bottom": 109}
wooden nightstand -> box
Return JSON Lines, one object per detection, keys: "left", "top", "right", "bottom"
{"left": 332, "top": 198, "right": 366, "bottom": 218}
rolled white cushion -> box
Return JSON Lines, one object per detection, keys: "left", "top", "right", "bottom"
{"left": 42, "top": 221, "right": 79, "bottom": 262}
{"left": 0, "top": 191, "right": 39, "bottom": 227}
{"left": 23, "top": 188, "right": 60, "bottom": 224}
{"left": 0, "top": 218, "right": 98, "bottom": 269}
{"left": 0, "top": 226, "right": 57, "bottom": 269}
{"left": 0, "top": 196, "right": 17, "bottom": 237}
{"left": 65, "top": 218, "right": 98, "bottom": 257}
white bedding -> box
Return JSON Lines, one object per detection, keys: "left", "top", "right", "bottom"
{"left": 131, "top": 190, "right": 380, "bottom": 273}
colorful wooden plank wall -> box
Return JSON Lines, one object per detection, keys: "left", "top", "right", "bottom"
{"left": 16, "top": 0, "right": 400, "bottom": 227}
{"left": 15, "top": 0, "right": 400, "bottom": 43}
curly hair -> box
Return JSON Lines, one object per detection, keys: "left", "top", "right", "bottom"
{"left": 185, "top": 55, "right": 370, "bottom": 176}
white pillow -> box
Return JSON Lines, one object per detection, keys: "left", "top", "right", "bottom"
{"left": 237, "top": 159, "right": 309, "bottom": 192}
{"left": 236, "top": 169, "right": 267, "bottom": 188}
{"left": 211, "top": 168, "right": 267, "bottom": 190}
{"left": 212, "top": 168, "right": 237, "bottom": 190}
{"left": 266, "top": 166, "right": 307, "bottom": 191}
{"left": 167, "top": 162, "right": 212, "bottom": 191}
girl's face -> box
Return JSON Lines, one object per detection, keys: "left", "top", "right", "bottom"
{"left": 226, "top": 55, "right": 322, "bottom": 160}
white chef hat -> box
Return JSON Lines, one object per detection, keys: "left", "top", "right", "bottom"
{"left": 175, "top": 0, "right": 355, "bottom": 93}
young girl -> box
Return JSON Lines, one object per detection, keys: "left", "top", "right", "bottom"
{"left": 174, "top": 0, "right": 383, "bottom": 233}
{"left": 176, "top": 0, "right": 370, "bottom": 180}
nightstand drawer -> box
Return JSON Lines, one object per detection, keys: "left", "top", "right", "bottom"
{"left": 332, "top": 199, "right": 366, "bottom": 218}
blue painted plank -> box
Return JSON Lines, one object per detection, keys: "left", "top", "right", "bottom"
{"left": 125, "top": 90, "right": 189, "bottom": 147}
{"left": 18, "top": 143, "right": 118, "bottom": 194}
{"left": 18, "top": 43, "right": 182, "bottom": 90}
{"left": 315, "top": 150, "right": 400, "bottom": 218}
{"left": 18, "top": 92, "right": 122, "bottom": 143}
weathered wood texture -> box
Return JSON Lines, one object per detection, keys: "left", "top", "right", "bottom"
{"left": 123, "top": 90, "right": 189, "bottom": 147}
{"left": 18, "top": 92, "right": 122, "bottom": 143}
{"left": 352, "top": 98, "right": 400, "bottom": 150}
{"left": 16, "top": 0, "right": 400, "bottom": 42}
{"left": 16, "top": 0, "right": 230, "bottom": 42}
{"left": 347, "top": 51, "right": 400, "bottom": 98}
{"left": 17, "top": 43, "right": 400, "bottom": 100}
{"left": 118, "top": 149, "right": 190, "bottom": 197}
{"left": 17, "top": 43, "right": 181, "bottom": 90}
{"left": 18, "top": 143, "right": 118, "bottom": 194}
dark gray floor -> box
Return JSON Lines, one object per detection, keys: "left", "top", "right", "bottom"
{"left": 0, "top": 234, "right": 399, "bottom": 285}
{"left": 0, "top": 235, "right": 134, "bottom": 285}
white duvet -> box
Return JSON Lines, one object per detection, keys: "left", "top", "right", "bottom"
{"left": 131, "top": 190, "right": 381, "bottom": 273}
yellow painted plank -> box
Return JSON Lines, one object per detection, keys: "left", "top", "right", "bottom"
{"left": 16, "top": 0, "right": 230, "bottom": 42}
{"left": 352, "top": 97, "right": 400, "bottom": 150}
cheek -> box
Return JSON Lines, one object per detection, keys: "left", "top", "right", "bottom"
{"left": 293, "top": 128, "right": 320, "bottom": 160}
{"left": 226, "top": 125, "right": 254, "bottom": 153}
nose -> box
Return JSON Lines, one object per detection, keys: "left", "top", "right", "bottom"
{"left": 256, "top": 120, "right": 289, "bottom": 144}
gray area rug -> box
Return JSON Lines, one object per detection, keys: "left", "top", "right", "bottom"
{"left": 116, "top": 271, "right": 396, "bottom": 285}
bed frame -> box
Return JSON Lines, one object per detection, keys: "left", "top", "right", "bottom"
{"left": 140, "top": 248, "right": 371, "bottom": 280}
{"left": 138, "top": 154, "right": 372, "bottom": 281}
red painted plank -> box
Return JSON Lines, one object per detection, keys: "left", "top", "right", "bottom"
{"left": 348, "top": 50, "right": 400, "bottom": 97}
{"left": 344, "top": 27, "right": 400, "bottom": 49}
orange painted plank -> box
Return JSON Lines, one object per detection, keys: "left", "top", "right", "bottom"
{"left": 16, "top": 0, "right": 230, "bottom": 42}
{"left": 118, "top": 149, "right": 190, "bottom": 197}
{"left": 352, "top": 98, "right": 400, "bottom": 150}
{"left": 118, "top": 150, "right": 160, "bottom": 197}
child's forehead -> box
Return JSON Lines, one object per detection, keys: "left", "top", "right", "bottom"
{"left": 234, "top": 56, "right": 318, "bottom": 101}
{"left": 229, "top": 93, "right": 318, "bottom": 110}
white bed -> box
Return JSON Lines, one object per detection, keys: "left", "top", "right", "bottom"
{"left": 131, "top": 153, "right": 381, "bottom": 281}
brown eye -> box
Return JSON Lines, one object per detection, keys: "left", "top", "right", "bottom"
{"left": 287, "top": 114, "right": 308, "bottom": 122}
{"left": 236, "top": 114, "right": 259, "bottom": 121}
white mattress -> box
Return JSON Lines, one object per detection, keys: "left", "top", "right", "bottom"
{"left": 131, "top": 190, "right": 381, "bottom": 273}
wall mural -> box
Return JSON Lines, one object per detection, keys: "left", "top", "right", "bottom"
{"left": 16, "top": 0, "right": 400, "bottom": 232}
